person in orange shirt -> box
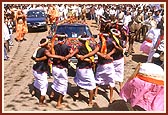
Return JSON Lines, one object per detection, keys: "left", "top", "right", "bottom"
{"left": 15, "top": 9, "right": 28, "bottom": 42}
{"left": 48, "top": 5, "right": 59, "bottom": 25}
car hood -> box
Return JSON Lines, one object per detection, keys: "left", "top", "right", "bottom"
{"left": 27, "top": 18, "right": 46, "bottom": 22}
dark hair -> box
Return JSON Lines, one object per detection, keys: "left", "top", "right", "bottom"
{"left": 82, "top": 32, "right": 90, "bottom": 38}
{"left": 58, "top": 33, "right": 66, "bottom": 41}
{"left": 81, "top": 34, "right": 88, "bottom": 38}
{"left": 40, "top": 38, "right": 47, "bottom": 44}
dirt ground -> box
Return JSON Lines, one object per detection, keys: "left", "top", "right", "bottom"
{"left": 3, "top": 20, "right": 148, "bottom": 112}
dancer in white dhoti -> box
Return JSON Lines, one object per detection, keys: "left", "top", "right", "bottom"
{"left": 31, "top": 38, "right": 65, "bottom": 106}
{"left": 111, "top": 28, "right": 125, "bottom": 91}
{"left": 95, "top": 33, "right": 116, "bottom": 103}
{"left": 73, "top": 33, "right": 99, "bottom": 106}
{"left": 49, "top": 34, "right": 75, "bottom": 108}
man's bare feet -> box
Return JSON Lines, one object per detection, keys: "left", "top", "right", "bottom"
{"left": 56, "top": 104, "right": 67, "bottom": 109}
{"left": 31, "top": 90, "right": 35, "bottom": 97}
{"left": 94, "top": 92, "right": 97, "bottom": 97}
{"left": 74, "top": 92, "right": 80, "bottom": 98}
{"left": 109, "top": 99, "right": 113, "bottom": 104}
{"left": 50, "top": 91, "right": 54, "bottom": 98}
{"left": 88, "top": 102, "right": 94, "bottom": 107}
{"left": 39, "top": 103, "right": 48, "bottom": 107}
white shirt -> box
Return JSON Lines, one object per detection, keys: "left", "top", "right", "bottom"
{"left": 123, "top": 15, "right": 132, "bottom": 26}
{"left": 110, "top": 9, "right": 116, "bottom": 16}
{"left": 3, "top": 23, "right": 10, "bottom": 41}
{"left": 118, "top": 12, "right": 125, "bottom": 20}
{"left": 59, "top": 5, "right": 65, "bottom": 17}
{"left": 146, "top": 28, "right": 161, "bottom": 47}
{"left": 153, "top": 15, "right": 162, "bottom": 24}
{"left": 95, "top": 8, "right": 104, "bottom": 17}
{"left": 63, "top": 6, "right": 68, "bottom": 17}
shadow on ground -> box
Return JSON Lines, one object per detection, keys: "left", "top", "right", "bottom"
{"left": 132, "top": 54, "right": 148, "bottom": 63}
{"left": 28, "top": 80, "right": 145, "bottom": 111}
{"left": 28, "top": 81, "right": 89, "bottom": 105}
{"left": 75, "top": 99, "right": 145, "bottom": 111}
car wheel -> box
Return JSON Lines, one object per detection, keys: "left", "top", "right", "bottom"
{"left": 44, "top": 26, "right": 48, "bottom": 31}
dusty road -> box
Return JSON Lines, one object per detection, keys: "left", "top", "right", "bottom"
{"left": 3, "top": 20, "right": 148, "bottom": 112}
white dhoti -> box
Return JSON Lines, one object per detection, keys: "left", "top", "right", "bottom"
{"left": 95, "top": 62, "right": 115, "bottom": 87}
{"left": 147, "top": 48, "right": 156, "bottom": 63}
{"left": 74, "top": 68, "right": 96, "bottom": 90}
{"left": 33, "top": 70, "right": 48, "bottom": 96}
{"left": 113, "top": 57, "right": 124, "bottom": 82}
{"left": 51, "top": 66, "right": 68, "bottom": 95}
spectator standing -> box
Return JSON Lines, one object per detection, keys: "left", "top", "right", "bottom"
{"left": 153, "top": 8, "right": 162, "bottom": 24}
{"left": 123, "top": 10, "right": 132, "bottom": 27}
{"left": 5, "top": 18, "right": 14, "bottom": 46}
{"left": 15, "top": 9, "right": 28, "bottom": 42}
{"left": 48, "top": 5, "right": 59, "bottom": 25}
{"left": 3, "top": 22, "right": 10, "bottom": 60}
{"left": 90, "top": 5, "right": 95, "bottom": 20}
{"left": 95, "top": 5, "right": 104, "bottom": 30}
{"left": 63, "top": 4, "right": 69, "bottom": 20}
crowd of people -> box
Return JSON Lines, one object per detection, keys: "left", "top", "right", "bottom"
{"left": 3, "top": 3, "right": 164, "bottom": 61}
{"left": 3, "top": 3, "right": 165, "bottom": 110}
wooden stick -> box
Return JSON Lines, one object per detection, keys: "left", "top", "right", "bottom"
{"left": 127, "top": 62, "right": 141, "bottom": 81}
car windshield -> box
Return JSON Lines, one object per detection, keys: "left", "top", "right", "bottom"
{"left": 56, "top": 25, "right": 92, "bottom": 38}
{"left": 27, "top": 10, "right": 46, "bottom": 18}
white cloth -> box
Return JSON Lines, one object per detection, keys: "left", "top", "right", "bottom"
{"left": 95, "top": 62, "right": 115, "bottom": 87}
{"left": 63, "top": 6, "right": 68, "bottom": 19}
{"left": 113, "top": 57, "right": 124, "bottom": 82}
{"left": 146, "top": 28, "right": 161, "bottom": 62}
{"left": 95, "top": 8, "right": 104, "bottom": 17}
{"left": 33, "top": 70, "right": 48, "bottom": 96}
{"left": 123, "top": 15, "right": 132, "bottom": 26}
{"left": 51, "top": 66, "right": 68, "bottom": 95}
{"left": 74, "top": 68, "right": 96, "bottom": 90}
{"left": 139, "top": 63, "right": 164, "bottom": 80}
{"left": 110, "top": 9, "right": 116, "bottom": 16}
{"left": 153, "top": 15, "right": 162, "bottom": 24}
{"left": 3, "top": 23, "right": 10, "bottom": 41}
{"left": 147, "top": 48, "right": 156, "bottom": 63}
{"left": 118, "top": 12, "right": 125, "bottom": 20}
{"left": 146, "top": 28, "right": 161, "bottom": 47}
